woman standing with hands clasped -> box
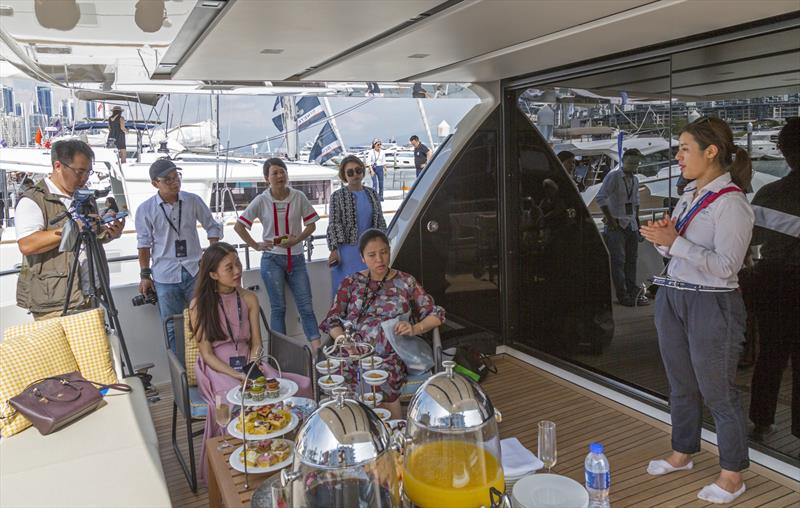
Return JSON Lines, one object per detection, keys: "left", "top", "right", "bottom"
{"left": 234, "top": 158, "right": 322, "bottom": 354}
{"left": 640, "top": 117, "right": 753, "bottom": 504}
{"left": 327, "top": 155, "right": 386, "bottom": 298}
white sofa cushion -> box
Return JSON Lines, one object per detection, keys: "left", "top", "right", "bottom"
{"left": 0, "top": 377, "right": 171, "bottom": 508}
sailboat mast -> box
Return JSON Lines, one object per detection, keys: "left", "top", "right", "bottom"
{"left": 282, "top": 96, "right": 299, "bottom": 160}
{"left": 322, "top": 97, "right": 346, "bottom": 154}
{"left": 416, "top": 98, "right": 434, "bottom": 148}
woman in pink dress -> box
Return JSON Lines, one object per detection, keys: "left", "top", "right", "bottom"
{"left": 190, "top": 242, "right": 311, "bottom": 483}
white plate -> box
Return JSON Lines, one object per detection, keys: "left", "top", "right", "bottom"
{"left": 226, "top": 379, "right": 299, "bottom": 407}
{"left": 360, "top": 356, "right": 384, "bottom": 370}
{"left": 229, "top": 442, "right": 294, "bottom": 474}
{"left": 315, "top": 359, "right": 341, "bottom": 375}
{"left": 512, "top": 474, "right": 589, "bottom": 508}
{"left": 317, "top": 374, "right": 344, "bottom": 391}
{"left": 372, "top": 407, "right": 391, "bottom": 420}
{"left": 363, "top": 369, "right": 389, "bottom": 386}
{"left": 284, "top": 397, "right": 317, "bottom": 419}
{"left": 359, "top": 392, "right": 383, "bottom": 407}
{"left": 227, "top": 410, "right": 300, "bottom": 440}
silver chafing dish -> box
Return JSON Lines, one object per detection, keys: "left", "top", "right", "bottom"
{"left": 278, "top": 386, "right": 400, "bottom": 507}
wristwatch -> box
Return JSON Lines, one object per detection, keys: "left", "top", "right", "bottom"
{"left": 140, "top": 268, "right": 152, "bottom": 280}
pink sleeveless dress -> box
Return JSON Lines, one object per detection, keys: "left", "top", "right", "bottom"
{"left": 194, "top": 290, "right": 312, "bottom": 483}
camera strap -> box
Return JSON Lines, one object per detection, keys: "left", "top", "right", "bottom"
{"left": 159, "top": 200, "right": 182, "bottom": 237}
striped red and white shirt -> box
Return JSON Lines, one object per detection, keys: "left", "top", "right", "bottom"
{"left": 237, "top": 188, "right": 319, "bottom": 256}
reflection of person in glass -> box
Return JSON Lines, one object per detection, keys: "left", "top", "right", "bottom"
{"left": 596, "top": 148, "right": 648, "bottom": 307}
{"left": 747, "top": 117, "right": 800, "bottom": 443}
{"left": 557, "top": 150, "right": 585, "bottom": 191}
{"left": 320, "top": 229, "right": 445, "bottom": 419}
{"left": 640, "top": 117, "right": 753, "bottom": 504}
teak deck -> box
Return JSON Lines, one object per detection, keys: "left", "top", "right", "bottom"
{"left": 149, "top": 354, "right": 799, "bottom": 507}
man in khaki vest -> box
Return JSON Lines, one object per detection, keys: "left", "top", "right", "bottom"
{"left": 16, "top": 139, "right": 125, "bottom": 320}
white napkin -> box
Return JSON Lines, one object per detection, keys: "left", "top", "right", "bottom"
{"left": 501, "top": 438, "right": 544, "bottom": 478}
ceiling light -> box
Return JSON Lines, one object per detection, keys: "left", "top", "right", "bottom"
{"left": 157, "top": 63, "right": 177, "bottom": 70}
{"left": 200, "top": 1, "right": 225, "bottom": 8}
{"left": 0, "top": 5, "right": 14, "bottom": 16}
{"left": 408, "top": 53, "right": 430, "bottom": 59}
{"left": 260, "top": 49, "right": 284, "bottom": 55}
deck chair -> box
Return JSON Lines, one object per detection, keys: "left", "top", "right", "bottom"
{"left": 257, "top": 306, "right": 315, "bottom": 400}
{"left": 163, "top": 311, "right": 206, "bottom": 493}
{"left": 399, "top": 327, "right": 443, "bottom": 402}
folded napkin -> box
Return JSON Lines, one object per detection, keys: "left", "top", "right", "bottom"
{"left": 501, "top": 437, "right": 544, "bottom": 478}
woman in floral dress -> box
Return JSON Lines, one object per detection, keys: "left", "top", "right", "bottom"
{"left": 320, "top": 229, "right": 445, "bottom": 417}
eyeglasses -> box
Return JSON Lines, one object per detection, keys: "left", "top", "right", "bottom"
{"left": 345, "top": 167, "right": 364, "bottom": 177}
{"left": 158, "top": 172, "right": 182, "bottom": 185}
{"left": 62, "top": 162, "right": 94, "bottom": 178}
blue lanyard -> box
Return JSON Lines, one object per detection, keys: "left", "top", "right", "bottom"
{"left": 675, "top": 191, "right": 713, "bottom": 234}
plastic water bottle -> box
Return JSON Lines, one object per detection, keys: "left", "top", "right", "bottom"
{"left": 585, "top": 442, "right": 611, "bottom": 507}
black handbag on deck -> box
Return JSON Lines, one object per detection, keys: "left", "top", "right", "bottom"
{"left": 446, "top": 346, "right": 497, "bottom": 383}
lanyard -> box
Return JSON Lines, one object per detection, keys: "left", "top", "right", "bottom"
{"left": 218, "top": 291, "right": 243, "bottom": 350}
{"left": 623, "top": 174, "right": 635, "bottom": 201}
{"left": 159, "top": 199, "right": 182, "bottom": 237}
{"left": 675, "top": 186, "right": 743, "bottom": 235}
{"left": 356, "top": 270, "right": 390, "bottom": 323}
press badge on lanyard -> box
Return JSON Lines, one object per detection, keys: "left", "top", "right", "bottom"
{"left": 160, "top": 201, "right": 188, "bottom": 258}
{"left": 220, "top": 292, "right": 246, "bottom": 372}
{"left": 624, "top": 175, "right": 635, "bottom": 216}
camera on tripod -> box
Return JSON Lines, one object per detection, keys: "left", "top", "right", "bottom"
{"left": 71, "top": 187, "right": 110, "bottom": 227}
{"left": 132, "top": 290, "right": 158, "bottom": 307}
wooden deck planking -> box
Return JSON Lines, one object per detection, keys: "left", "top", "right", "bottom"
{"left": 149, "top": 353, "right": 798, "bottom": 507}
{"left": 481, "top": 355, "right": 799, "bottom": 508}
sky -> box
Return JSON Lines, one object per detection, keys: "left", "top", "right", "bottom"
{"left": 2, "top": 77, "right": 480, "bottom": 151}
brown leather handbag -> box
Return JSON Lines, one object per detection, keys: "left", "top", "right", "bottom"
{"left": 8, "top": 371, "right": 131, "bottom": 435}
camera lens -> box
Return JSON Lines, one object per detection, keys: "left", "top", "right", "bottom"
{"left": 131, "top": 294, "right": 145, "bottom": 307}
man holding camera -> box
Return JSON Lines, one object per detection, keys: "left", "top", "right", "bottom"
{"left": 16, "top": 139, "right": 125, "bottom": 320}
{"left": 136, "top": 159, "right": 222, "bottom": 353}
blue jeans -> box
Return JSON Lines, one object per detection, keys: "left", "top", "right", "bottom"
{"left": 371, "top": 165, "right": 385, "bottom": 201}
{"left": 260, "top": 253, "right": 320, "bottom": 342}
{"left": 154, "top": 267, "right": 197, "bottom": 353}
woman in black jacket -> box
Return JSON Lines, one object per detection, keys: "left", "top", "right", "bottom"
{"left": 327, "top": 155, "right": 386, "bottom": 298}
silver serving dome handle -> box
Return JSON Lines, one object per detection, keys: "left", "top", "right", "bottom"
{"left": 280, "top": 468, "right": 301, "bottom": 487}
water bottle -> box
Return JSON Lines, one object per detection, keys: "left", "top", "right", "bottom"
{"left": 585, "top": 442, "right": 610, "bottom": 507}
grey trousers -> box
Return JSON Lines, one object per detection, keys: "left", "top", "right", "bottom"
{"left": 655, "top": 287, "right": 750, "bottom": 471}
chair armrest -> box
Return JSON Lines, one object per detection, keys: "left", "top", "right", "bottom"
{"left": 166, "top": 350, "right": 191, "bottom": 419}
{"left": 432, "top": 327, "right": 443, "bottom": 373}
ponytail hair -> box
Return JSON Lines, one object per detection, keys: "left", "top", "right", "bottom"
{"left": 730, "top": 146, "right": 752, "bottom": 193}
{"left": 681, "top": 116, "right": 753, "bottom": 192}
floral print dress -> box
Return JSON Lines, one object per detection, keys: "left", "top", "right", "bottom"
{"left": 319, "top": 270, "right": 446, "bottom": 402}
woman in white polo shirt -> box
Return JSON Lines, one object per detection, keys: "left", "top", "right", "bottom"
{"left": 640, "top": 117, "right": 753, "bottom": 505}
{"left": 234, "top": 158, "right": 321, "bottom": 352}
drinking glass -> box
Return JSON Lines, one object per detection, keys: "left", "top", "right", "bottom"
{"left": 215, "top": 395, "right": 232, "bottom": 450}
{"left": 538, "top": 420, "right": 557, "bottom": 473}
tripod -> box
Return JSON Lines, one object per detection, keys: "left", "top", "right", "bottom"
{"left": 59, "top": 216, "right": 135, "bottom": 379}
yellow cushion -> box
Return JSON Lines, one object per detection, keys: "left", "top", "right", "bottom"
{"left": 0, "top": 322, "right": 80, "bottom": 437}
{"left": 4, "top": 309, "right": 118, "bottom": 386}
{"left": 184, "top": 309, "right": 199, "bottom": 386}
